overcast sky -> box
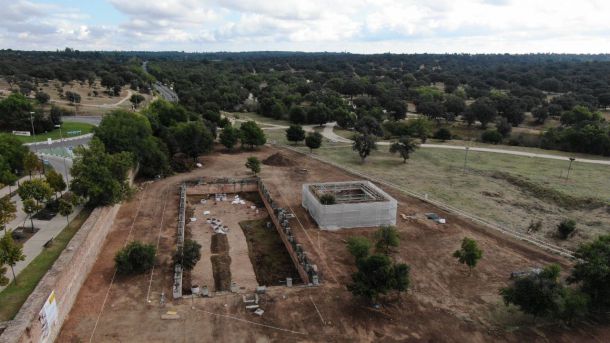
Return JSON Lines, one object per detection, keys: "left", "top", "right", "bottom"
{"left": 1, "top": 0, "right": 609, "bottom": 53}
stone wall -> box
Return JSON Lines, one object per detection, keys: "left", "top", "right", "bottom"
{"left": 186, "top": 180, "right": 258, "bottom": 195}
{"left": 0, "top": 204, "right": 121, "bottom": 343}
{"left": 0, "top": 171, "right": 135, "bottom": 343}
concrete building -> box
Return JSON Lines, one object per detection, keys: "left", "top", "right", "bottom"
{"left": 302, "top": 181, "right": 397, "bottom": 229}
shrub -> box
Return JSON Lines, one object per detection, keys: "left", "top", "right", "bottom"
{"left": 347, "top": 236, "right": 371, "bottom": 261}
{"left": 481, "top": 130, "right": 503, "bottom": 144}
{"left": 319, "top": 193, "right": 336, "bottom": 205}
{"left": 557, "top": 219, "right": 576, "bottom": 239}
{"left": 173, "top": 239, "right": 202, "bottom": 271}
{"left": 115, "top": 241, "right": 156, "bottom": 275}
{"left": 434, "top": 127, "right": 452, "bottom": 141}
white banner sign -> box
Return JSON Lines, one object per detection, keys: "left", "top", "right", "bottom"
{"left": 12, "top": 130, "right": 31, "bottom": 136}
{"left": 38, "top": 290, "right": 58, "bottom": 343}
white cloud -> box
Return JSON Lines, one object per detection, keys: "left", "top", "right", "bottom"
{"left": 1, "top": 0, "right": 610, "bottom": 52}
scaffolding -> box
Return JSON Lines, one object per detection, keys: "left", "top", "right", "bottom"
{"left": 302, "top": 181, "right": 397, "bottom": 229}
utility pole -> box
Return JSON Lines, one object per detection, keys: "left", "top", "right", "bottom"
{"left": 463, "top": 146, "right": 470, "bottom": 173}
{"left": 565, "top": 157, "right": 576, "bottom": 180}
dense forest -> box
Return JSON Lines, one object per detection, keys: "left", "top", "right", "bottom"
{"left": 2, "top": 50, "right": 610, "bottom": 156}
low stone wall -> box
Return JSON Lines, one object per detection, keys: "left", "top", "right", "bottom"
{"left": 0, "top": 171, "right": 136, "bottom": 343}
{"left": 186, "top": 178, "right": 259, "bottom": 195}
{"left": 258, "top": 181, "right": 318, "bottom": 285}
{"left": 0, "top": 204, "right": 121, "bottom": 343}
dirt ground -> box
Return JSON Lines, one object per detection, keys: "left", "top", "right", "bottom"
{"left": 187, "top": 195, "right": 264, "bottom": 292}
{"left": 58, "top": 145, "right": 610, "bottom": 343}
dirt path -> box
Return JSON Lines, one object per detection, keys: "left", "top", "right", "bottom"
{"left": 50, "top": 89, "right": 133, "bottom": 108}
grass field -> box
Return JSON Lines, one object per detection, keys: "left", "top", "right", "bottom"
{"left": 0, "top": 208, "right": 91, "bottom": 321}
{"left": 13, "top": 122, "right": 94, "bottom": 143}
{"left": 278, "top": 141, "right": 610, "bottom": 248}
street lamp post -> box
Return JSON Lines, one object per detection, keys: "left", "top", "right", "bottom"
{"left": 566, "top": 157, "right": 576, "bottom": 180}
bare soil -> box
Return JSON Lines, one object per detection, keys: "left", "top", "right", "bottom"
{"left": 211, "top": 254, "right": 232, "bottom": 291}
{"left": 240, "top": 217, "right": 302, "bottom": 286}
{"left": 57, "top": 145, "right": 610, "bottom": 343}
{"left": 210, "top": 234, "right": 229, "bottom": 254}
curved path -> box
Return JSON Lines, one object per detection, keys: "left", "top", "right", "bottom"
{"left": 319, "top": 122, "right": 610, "bottom": 166}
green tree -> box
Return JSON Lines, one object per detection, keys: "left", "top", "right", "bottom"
{"left": 45, "top": 170, "right": 66, "bottom": 199}
{"left": 557, "top": 219, "right": 576, "bottom": 239}
{"left": 239, "top": 121, "right": 266, "bottom": 149}
{"left": 170, "top": 121, "right": 214, "bottom": 161}
{"left": 286, "top": 124, "right": 306, "bottom": 145}
{"left": 0, "top": 196, "right": 17, "bottom": 233}
{"left": 391, "top": 263, "right": 410, "bottom": 301}
{"left": 569, "top": 235, "right": 610, "bottom": 310}
{"left": 434, "top": 127, "right": 452, "bottom": 141}
{"left": 289, "top": 106, "right": 306, "bottom": 124}
{"left": 375, "top": 225, "right": 400, "bottom": 255}
{"left": 481, "top": 130, "right": 503, "bottom": 144}
{"left": 305, "top": 131, "right": 323, "bottom": 153}
{"left": 452, "top": 237, "right": 483, "bottom": 275}
{"left": 389, "top": 136, "right": 419, "bottom": 163}
{"left": 348, "top": 254, "right": 394, "bottom": 303}
{"left": 346, "top": 236, "right": 371, "bottom": 261}
{"left": 0, "top": 137, "right": 24, "bottom": 178}
{"left": 22, "top": 198, "right": 41, "bottom": 231}
{"left": 35, "top": 91, "right": 50, "bottom": 104}
{"left": 219, "top": 124, "right": 240, "bottom": 151}
{"left": 129, "top": 94, "right": 145, "bottom": 108}
{"left": 173, "top": 239, "right": 202, "bottom": 271}
{"left": 405, "top": 117, "right": 433, "bottom": 143}
{"left": 501, "top": 264, "right": 566, "bottom": 319}
{"left": 58, "top": 198, "right": 74, "bottom": 226}
{"left": 0, "top": 230, "right": 25, "bottom": 284}
{"left": 18, "top": 179, "right": 53, "bottom": 205}
{"left": 352, "top": 133, "right": 377, "bottom": 163}
{"left": 115, "top": 241, "right": 156, "bottom": 275}
{"left": 245, "top": 156, "right": 261, "bottom": 175}
{"left": 469, "top": 97, "right": 497, "bottom": 129}
{"left": 95, "top": 110, "right": 169, "bottom": 177}
{"left": 23, "top": 152, "right": 41, "bottom": 179}
{"left": 355, "top": 116, "right": 384, "bottom": 136}
{"left": 70, "top": 138, "right": 133, "bottom": 206}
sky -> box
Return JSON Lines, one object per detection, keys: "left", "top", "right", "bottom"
{"left": 1, "top": 0, "right": 610, "bottom": 53}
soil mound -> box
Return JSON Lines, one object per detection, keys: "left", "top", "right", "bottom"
{"left": 262, "top": 152, "right": 294, "bottom": 167}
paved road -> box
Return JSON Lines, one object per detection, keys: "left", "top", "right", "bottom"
{"left": 142, "top": 61, "right": 179, "bottom": 102}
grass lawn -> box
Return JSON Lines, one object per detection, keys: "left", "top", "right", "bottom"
{"left": 13, "top": 122, "right": 94, "bottom": 143}
{"left": 226, "top": 111, "right": 290, "bottom": 127}
{"left": 293, "top": 144, "right": 610, "bottom": 248}
{"left": 0, "top": 208, "right": 92, "bottom": 321}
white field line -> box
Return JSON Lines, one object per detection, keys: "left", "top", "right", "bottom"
{"left": 193, "top": 308, "right": 308, "bottom": 335}
{"left": 146, "top": 186, "right": 170, "bottom": 303}
{"left": 88, "top": 183, "right": 150, "bottom": 343}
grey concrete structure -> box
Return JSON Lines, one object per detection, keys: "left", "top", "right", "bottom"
{"left": 302, "top": 181, "right": 397, "bottom": 229}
